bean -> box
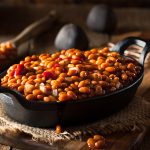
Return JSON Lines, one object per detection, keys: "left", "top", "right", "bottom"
{"left": 121, "top": 73, "right": 128, "bottom": 80}
{"left": 59, "top": 93, "right": 70, "bottom": 101}
{"left": 29, "top": 75, "right": 36, "bottom": 80}
{"left": 71, "top": 59, "right": 80, "bottom": 64}
{"left": 85, "top": 65, "right": 95, "bottom": 70}
{"left": 114, "top": 77, "right": 119, "bottom": 82}
{"left": 105, "top": 67, "right": 115, "bottom": 73}
{"left": 108, "top": 51, "right": 120, "bottom": 57}
{"left": 91, "top": 80, "right": 97, "bottom": 85}
{"left": 10, "top": 83, "right": 19, "bottom": 88}
{"left": 15, "top": 76, "right": 22, "bottom": 79}
{"left": 78, "top": 80, "right": 89, "bottom": 88}
{"left": 18, "top": 85, "right": 24, "bottom": 92}
{"left": 114, "top": 62, "right": 120, "bottom": 67}
{"left": 33, "top": 89, "right": 42, "bottom": 96}
{"left": 2, "top": 76, "right": 9, "bottom": 81}
{"left": 95, "top": 140, "right": 105, "bottom": 149}
{"left": 99, "top": 81, "right": 109, "bottom": 87}
{"left": 1, "top": 47, "right": 141, "bottom": 102}
{"left": 70, "top": 83, "right": 78, "bottom": 89}
{"left": 67, "top": 69, "right": 77, "bottom": 76}
{"left": 96, "top": 58, "right": 104, "bottom": 65}
{"left": 89, "top": 59, "right": 96, "bottom": 63}
{"left": 51, "top": 80, "right": 61, "bottom": 89}
{"left": 119, "top": 65, "right": 126, "bottom": 70}
{"left": 6, "top": 42, "right": 13, "bottom": 49}
{"left": 9, "top": 78, "right": 17, "bottom": 83}
{"left": 127, "top": 63, "right": 135, "bottom": 70}
{"left": 57, "top": 77, "right": 64, "bottom": 82}
{"left": 21, "top": 79, "right": 28, "bottom": 85}
{"left": 101, "top": 63, "right": 108, "bottom": 69}
{"left": 49, "top": 95, "right": 57, "bottom": 101}
{"left": 93, "top": 135, "right": 104, "bottom": 141}
{"left": 87, "top": 138, "right": 95, "bottom": 148}
{"left": 17, "top": 79, "right": 21, "bottom": 84}
{"left": 47, "top": 62, "right": 55, "bottom": 68}
{"left": 43, "top": 97, "right": 51, "bottom": 102}
{"left": 95, "top": 85, "right": 103, "bottom": 94}
{"left": 103, "top": 71, "right": 110, "bottom": 76}
{"left": 65, "top": 88, "right": 71, "bottom": 92}
{"left": 106, "top": 56, "right": 116, "bottom": 63}
{"left": 59, "top": 73, "right": 67, "bottom": 77}
{"left": 55, "top": 125, "right": 62, "bottom": 134}
{"left": 88, "top": 53, "right": 97, "bottom": 59}
{"left": 68, "top": 64, "right": 74, "bottom": 68}
{"left": 71, "top": 76, "right": 79, "bottom": 81}
{"left": 116, "top": 57, "right": 124, "bottom": 63}
{"left": 67, "top": 91, "right": 77, "bottom": 100}
{"left": 102, "top": 47, "right": 109, "bottom": 53}
{"left": 110, "top": 87, "right": 117, "bottom": 92}
{"left": 24, "top": 83, "right": 35, "bottom": 93}
{"left": 80, "top": 71, "right": 88, "bottom": 78}
{"left": 79, "top": 87, "right": 90, "bottom": 93}
{"left": 36, "top": 74, "right": 43, "bottom": 78}
{"left": 37, "top": 95, "right": 44, "bottom": 100}
{"left": 26, "top": 72, "right": 35, "bottom": 77}
{"left": 26, "top": 94, "right": 34, "bottom": 101}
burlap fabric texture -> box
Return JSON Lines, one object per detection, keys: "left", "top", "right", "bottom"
{"left": 0, "top": 95, "right": 150, "bottom": 144}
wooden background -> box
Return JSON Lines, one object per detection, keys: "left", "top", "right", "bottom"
{"left": 0, "top": 0, "right": 150, "bottom": 7}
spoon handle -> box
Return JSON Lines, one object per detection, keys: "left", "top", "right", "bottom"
{"left": 11, "top": 10, "right": 57, "bottom": 47}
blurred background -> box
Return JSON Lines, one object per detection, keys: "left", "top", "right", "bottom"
{"left": 0, "top": 0, "right": 150, "bottom": 7}
{"left": 0, "top": 0, "right": 150, "bottom": 52}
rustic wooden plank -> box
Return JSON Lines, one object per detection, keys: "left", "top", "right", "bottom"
{"left": 0, "top": 128, "right": 149, "bottom": 150}
{"left": 0, "top": 129, "right": 54, "bottom": 150}
{"left": 108, "top": 133, "right": 139, "bottom": 150}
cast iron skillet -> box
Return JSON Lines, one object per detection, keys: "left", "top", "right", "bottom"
{"left": 0, "top": 37, "right": 149, "bottom": 127}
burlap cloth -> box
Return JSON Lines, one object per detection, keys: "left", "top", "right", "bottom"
{"left": 0, "top": 95, "right": 150, "bottom": 144}
{"left": 0, "top": 44, "right": 150, "bottom": 144}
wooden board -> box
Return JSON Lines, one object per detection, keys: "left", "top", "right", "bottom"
{"left": 0, "top": 128, "right": 149, "bottom": 150}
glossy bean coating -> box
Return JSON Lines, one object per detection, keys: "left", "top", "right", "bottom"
{"left": 1, "top": 48, "right": 141, "bottom": 102}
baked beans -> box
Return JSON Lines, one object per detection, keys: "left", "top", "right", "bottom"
{"left": 0, "top": 42, "right": 17, "bottom": 68}
{"left": 1, "top": 48, "right": 141, "bottom": 102}
{"left": 87, "top": 134, "right": 106, "bottom": 149}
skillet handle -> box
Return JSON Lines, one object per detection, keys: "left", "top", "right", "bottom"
{"left": 112, "top": 37, "right": 150, "bottom": 66}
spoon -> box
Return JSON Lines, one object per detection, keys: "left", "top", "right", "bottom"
{"left": 0, "top": 10, "right": 58, "bottom": 72}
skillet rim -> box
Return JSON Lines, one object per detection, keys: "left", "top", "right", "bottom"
{"left": 0, "top": 58, "right": 144, "bottom": 108}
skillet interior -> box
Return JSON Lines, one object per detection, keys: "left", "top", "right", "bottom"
{"left": 0, "top": 60, "right": 144, "bottom": 127}
{"left": 0, "top": 37, "right": 148, "bottom": 127}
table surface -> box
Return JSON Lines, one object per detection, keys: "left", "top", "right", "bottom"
{"left": 0, "top": 5, "right": 150, "bottom": 150}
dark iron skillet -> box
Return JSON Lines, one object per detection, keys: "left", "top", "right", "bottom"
{"left": 0, "top": 37, "right": 149, "bottom": 128}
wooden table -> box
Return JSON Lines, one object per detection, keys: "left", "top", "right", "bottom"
{"left": 0, "top": 5, "right": 150, "bottom": 150}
